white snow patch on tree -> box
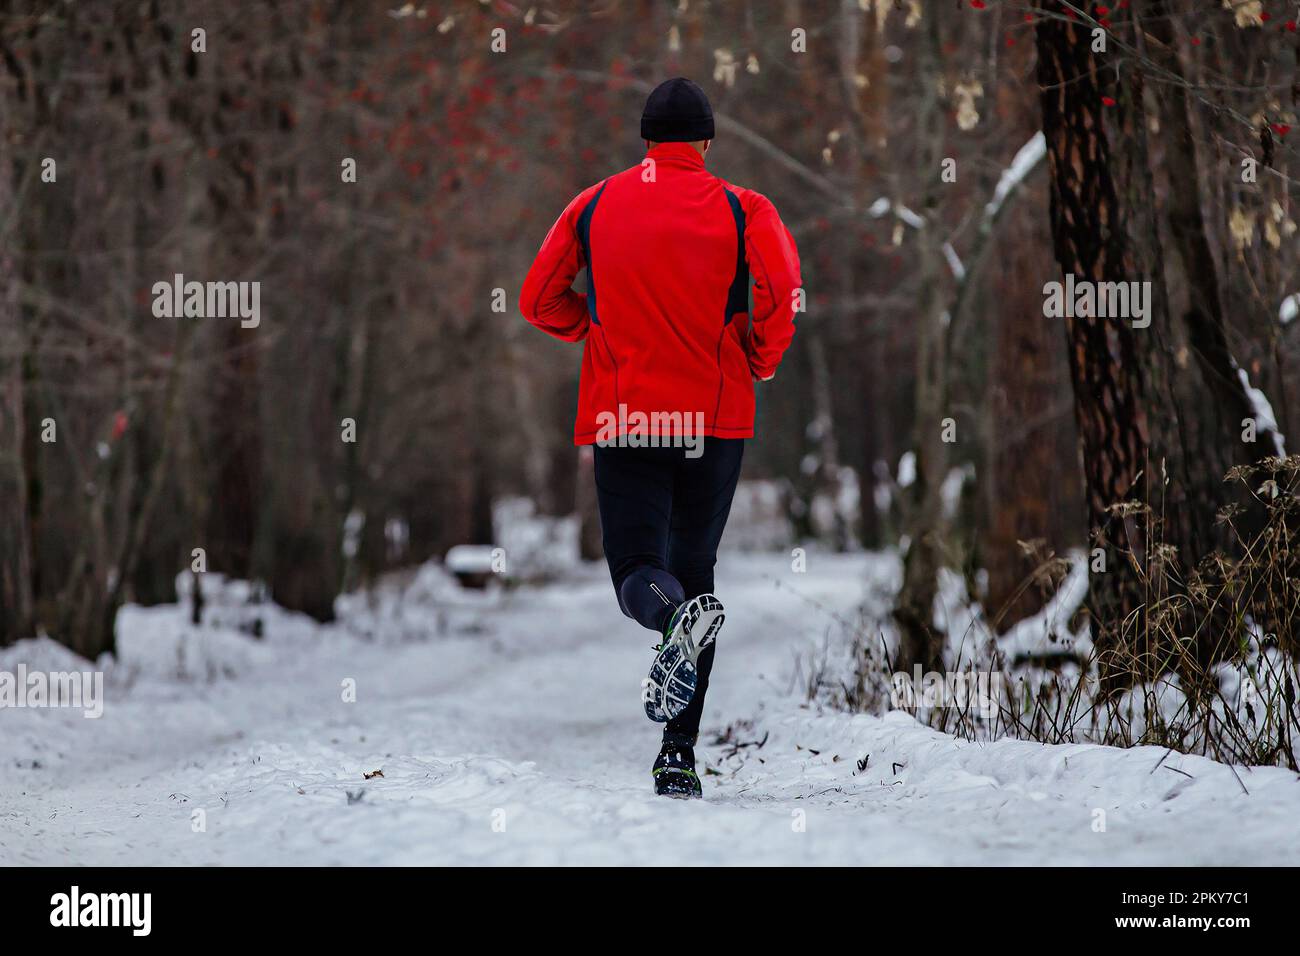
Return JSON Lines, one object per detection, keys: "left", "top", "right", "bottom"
{"left": 984, "top": 132, "right": 1046, "bottom": 222}
{"left": 444, "top": 544, "right": 496, "bottom": 575}
{"left": 940, "top": 463, "right": 975, "bottom": 519}
{"left": 1232, "top": 360, "right": 1286, "bottom": 455}
{"left": 866, "top": 196, "right": 924, "bottom": 229}
{"left": 896, "top": 450, "right": 916, "bottom": 488}
{"left": 994, "top": 553, "right": 1091, "bottom": 660}
{"left": 942, "top": 242, "right": 965, "bottom": 281}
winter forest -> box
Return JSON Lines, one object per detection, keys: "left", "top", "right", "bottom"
{"left": 2, "top": 0, "right": 1300, "bottom": 870}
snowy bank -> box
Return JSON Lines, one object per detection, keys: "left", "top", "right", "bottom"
{"left": 1, "top": 553, "right": 1297, "bottom": 865}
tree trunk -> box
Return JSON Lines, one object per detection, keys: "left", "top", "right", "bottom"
{"left": 1036, "top": 4, "right": 1153, "bottom": 682}
{"left": 1140, "top": 1, "right": 1278, "bottom": 472}
{"left": 981, "top": 192, "right": 1082, "bottom": 624}
{"left": 0, "top": 141, "right": 35, "bottom": 644}
{"left": 1118, "top": 2, "right": 1281, "bottom": 673}
{"left": 1035, "top": 1, "right": 1280, "bottom": 686}
{"left": 981, "top": 36, "right": 1084, "bottom": 626}
{"left": 576, "top": 446, "right": 603, "bottom": 561}
{"left": 892, "top": 7, "right": 948, "bottom": 676}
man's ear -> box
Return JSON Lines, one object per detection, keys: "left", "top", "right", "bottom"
{"left": 702, "top": 139, "right": 711, "bottom": 154}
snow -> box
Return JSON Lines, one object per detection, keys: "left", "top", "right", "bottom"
{"left": 3, "top": 551, "right": 1298, "bottom": 865}
{"left": 939, "top": 463, "right": 974, "bottom": 520}
{"left": 863, "top": 134, "right": 1042, "bottom": 277}
{"left": 942, "top": 242, "right": 965, "bottom": 281}
{"left": 1281, "top": 292, "right": 1297, "bottom": 325}
{"left": 993, "top": 552, "right": 1091, "bottom": 661}
{"left": 722, "top": 480, "right": 793, "bottom": 550}
{"left": 491, "top": 496, "right": 580, "bottom": 581}
{"left": 1232, "top": 359, "right": 1286, "bottom": 455}
{"left": 866, "top": 196, "right": 924, "bottom": 229}
{"left": 984, "top": 132, "right": 1046, "bottom": 222}
{"left": 896, "top": 450, "right": 916, "bottom": 488}
{"left": 892, "top": 556, "right": 1299, "bottom": 768}
{"left": 444, "top": 544, "right": 496, "bottom": 574}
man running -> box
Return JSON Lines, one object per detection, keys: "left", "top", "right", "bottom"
{"left": 520, "top": 77, "right": 801, "bottom": 798}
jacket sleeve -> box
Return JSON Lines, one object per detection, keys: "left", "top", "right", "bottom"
{"left": 519, "top": 185, "right": 601, "bottom": 343}
{"left": 739, "top": 189, "right": 802, "bottom": 380}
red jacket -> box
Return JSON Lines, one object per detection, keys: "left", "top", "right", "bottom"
{"left": 520, "top": 142, "right": 801, "bottom": 445}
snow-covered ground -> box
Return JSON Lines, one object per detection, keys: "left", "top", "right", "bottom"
{"left": 3, "top": 551, "right": 1298, "bottom": 866}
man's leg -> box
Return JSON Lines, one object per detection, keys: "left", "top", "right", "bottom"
{"left": 664, "top": 437, "right": 745, "bottom": 740}
{"left": 592, "top": 444, "right": 682, "bottom": 634}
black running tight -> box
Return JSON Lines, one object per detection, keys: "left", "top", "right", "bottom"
{"left": 592, "top": 438, "right": 744, "bottom": 739}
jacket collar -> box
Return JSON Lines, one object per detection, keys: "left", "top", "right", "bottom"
{"left": 645, "top": 141, "right": 706, "bottom": 169}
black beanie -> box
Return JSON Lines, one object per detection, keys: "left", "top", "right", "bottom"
{"left": 640, "top": 77, "right": 715, "bottom": 143}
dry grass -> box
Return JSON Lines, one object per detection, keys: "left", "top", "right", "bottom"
{"left": 807, "top": 455, "right": 1300, "bottom": 770}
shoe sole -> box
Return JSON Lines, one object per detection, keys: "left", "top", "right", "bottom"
{"left": 643, "top": 594, "right": 725, "bottom": 723}
{"left": 656, "top": 782, "right": 702, "bottom": 799}
{"left": 652, "top": 767, "right": 703, "bottom": 799}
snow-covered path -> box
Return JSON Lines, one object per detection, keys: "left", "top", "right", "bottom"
{"left": 3, "top": 552, "right": 1298, "bottom": 866}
